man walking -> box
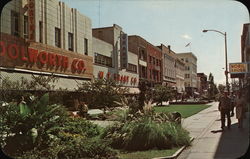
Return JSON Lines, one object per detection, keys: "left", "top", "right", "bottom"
{"left": 218, "top": 91, "right": 231, "bottom": 130}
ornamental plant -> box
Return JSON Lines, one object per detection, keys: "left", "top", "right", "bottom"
{"left": 1, "top": 93, "right": 68, "bottom": 155}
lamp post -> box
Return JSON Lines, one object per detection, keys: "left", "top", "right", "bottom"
{"left": 202, "top": 29, "right": 230, "bottom": 93}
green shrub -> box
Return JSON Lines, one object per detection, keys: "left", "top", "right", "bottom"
{"left": 1, "top": 93, "right": 69, "bottom": 155}
{"left": 101, "top": 117, "right": 190, "bottom": 151}
{"left": 1, "top": 93, "right": 118, "bottom": 159}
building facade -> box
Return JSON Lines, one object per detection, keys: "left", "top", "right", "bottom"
{"left": 0, "top": 0, "right": 94, "bottom": 90}
{"left": 128, "top": 35, "right": 148, "bottom": 81}
{"left": 197, "top": 73, "right": 208, "bottom": 95}
{"left": 175, "top": 57, "right": 185, "bottom": 93}
{"left": 92, "top": 24, "right": 139, "bottom": 88}
{"left": 176, "top": 52, "right": 197, "bottom": 96}
{"left": 241, "top": 23, "right": 250, "bottom": 87}
{"left": 147, "top": 42, "right": 162, "bottom": 86}
{"left": 157, "top": 44, "right": 176, "bottom": 87}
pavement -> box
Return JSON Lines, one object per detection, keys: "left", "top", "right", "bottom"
{"left": 177, "top": 102, "right": 249, "bottom": 159}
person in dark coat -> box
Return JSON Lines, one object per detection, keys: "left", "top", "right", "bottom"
{"left": 218, "top": 91, "right": 231, "bottom": 130}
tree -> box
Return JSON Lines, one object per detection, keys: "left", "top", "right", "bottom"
{"left": 152, "top": 85, "right": 174, "bottom": 106}
{"left": 208, "top": 73, "right": 219, "bottom": 100}
{"left": 77, "top": 79, "right": 128, "bottom": 112}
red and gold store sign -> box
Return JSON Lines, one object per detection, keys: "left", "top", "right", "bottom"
{"left": 0, "top": 33, "right": 93, "bottom": 79}
{"left": 97, "top": 71, "right": 137, "bottom": 85}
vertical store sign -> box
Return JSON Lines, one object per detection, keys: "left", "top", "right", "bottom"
{"left": 28, "top": 0, "right": 35, "bottom": 41}
{"left": 120, "top": 33, "right": 128, "bottom": 69}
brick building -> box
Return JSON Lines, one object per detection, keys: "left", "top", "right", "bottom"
{"left": 197, "top": 73, "right": 208, "bottom": 95}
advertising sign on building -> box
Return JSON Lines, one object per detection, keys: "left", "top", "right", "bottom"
{"left": 0, "top": 33, "right": 93, "bottom": 79}
{"left": 28, "top": 0, "right": 36, "bottom": 41}
{"left": 229, "top": 62, "right": 248, "bottom": 78}
{"left": 120, "top": 33, "right": 128, "bottom": 69}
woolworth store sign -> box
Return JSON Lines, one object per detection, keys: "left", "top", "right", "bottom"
{"left": 0, "top": 33, "right": 93, "bottom": 79}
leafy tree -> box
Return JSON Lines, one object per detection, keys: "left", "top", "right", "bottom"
{"left": 77, "top": 79, "right": 128, "bottom": 112}
{"left": 208, "top": 73, "right": 219, "bottom": 100}
{"left": 152, "top": 85, "right": 174, "bottom": 106}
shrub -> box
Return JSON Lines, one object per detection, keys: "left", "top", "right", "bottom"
{"left": 101, "top": 116, "right": 191, "bottom": 151}
{"left": 1, "top": 93, "right": 118, "bottom": 159}
{"left": 1, "top": 93, "right": 69, "bottom": 155}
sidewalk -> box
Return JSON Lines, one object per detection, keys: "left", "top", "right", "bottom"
{"left": 178, "top": 102, "right": 249, "bottom": 159}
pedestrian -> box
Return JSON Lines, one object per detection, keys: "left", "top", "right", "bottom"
{"left": 230, "top": 93, "right": 236, "bottom": 117}
{"left": 235, "top": 90, "right": 246, "bottom": 129}
{"left": 218, "top": 91, "right": 231, "bottom": 130}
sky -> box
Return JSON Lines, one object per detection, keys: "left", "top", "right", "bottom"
{"left": 61, "top": 0, "right": 249, "bottom": 85}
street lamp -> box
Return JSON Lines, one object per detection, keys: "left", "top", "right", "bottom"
{"left": 202, "top": 29, "right": 229, "bottom": 93}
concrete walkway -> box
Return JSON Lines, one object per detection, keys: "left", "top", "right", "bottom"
{"left": 178, "top": 102, "right": 249, "bottom": 159}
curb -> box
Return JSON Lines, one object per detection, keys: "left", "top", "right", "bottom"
{"left": 152, "top": 137, "right": 195, "bottom": 159}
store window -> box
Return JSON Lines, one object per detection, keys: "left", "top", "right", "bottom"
{"left": 55, "top": 27, "right": 61, "bottom": 48}
{"left": 68, "top": 32, "right": 74, "bottom": 51}
{"left": 23, "top": 15, "right": 28, "bottom": 39}
{"left": 11, "top": 11, "right": 19, "bottom": 37}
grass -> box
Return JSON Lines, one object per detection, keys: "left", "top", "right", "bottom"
{"left": 118, "top": 147, "right": 180, "bottom": 159}
{"left": 154, "top": 104, "right": 211, "bottom": 118}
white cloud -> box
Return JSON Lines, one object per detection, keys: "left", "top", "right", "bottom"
{"left": 181, "top": 34, "right": 192, "bottom": 39}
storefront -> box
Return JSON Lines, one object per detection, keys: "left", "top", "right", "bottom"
{"left": 0, "top": 33, "right": 93, "bottom": 90}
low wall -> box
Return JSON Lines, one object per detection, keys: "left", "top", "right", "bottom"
{"left": 169, "top": 101, "right": 211, "bottom": 105}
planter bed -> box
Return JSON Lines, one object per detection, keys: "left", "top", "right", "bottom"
{"left": 169, "top": 101, "right": 210, "bottom": 105}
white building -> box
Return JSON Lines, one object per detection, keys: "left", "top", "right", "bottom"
{"left": 92, "top": 24, "right": 139, "bottom": 90}
{"left": 176, "top": 52, "right": 197, "bottom": 96}
{"left": 0, "top": 0, "right": 94, "bottom": 90}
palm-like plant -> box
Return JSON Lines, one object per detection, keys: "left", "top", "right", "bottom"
{"left": 1, "top": 93, "right": 68, "bottom": 155}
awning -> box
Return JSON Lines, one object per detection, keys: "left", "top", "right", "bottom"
{"left": 0, "top": 70, "right": 87, "bottom": 91}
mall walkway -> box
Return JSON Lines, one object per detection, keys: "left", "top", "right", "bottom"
{"left": 178, "top": 102, "right": 249, "bottom": 159}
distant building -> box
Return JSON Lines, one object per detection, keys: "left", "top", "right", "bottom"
{"left": 147, "top": 42, "right": 162, "bottom": 86}
{"left": 175, "top": 57, "right": 185, "bottom": 94}
{"left": 128, "top": 35, "right": 162, "bottom": 86}
{"left": 176, "top": 52, "right": 197, "bottom": 96}
{"left": 197, "top": 73, "right": 208, "bottom": 95}
{"left": 128, "top": 35, "right": 148, "bottom": 81}
{"left": 157, "top": 44, "right": 176, "bottom": 87}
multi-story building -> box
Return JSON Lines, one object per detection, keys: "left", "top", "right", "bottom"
{"left": 128, "top": 35, "right": 162, "bottom": 86}
{"left": 176, "top": 52, "right": 197, "bottom": 96}
{"left": 92, "top": 24, "right": 139, "bottom": 89}
{"left": 157, "top": 44, "right": 176, "bottom": 87}
{"left": 0, "top": 0, "right": 93, "bottom": 90}
{"left": 197, "top": 73, "right": 208, "bottom": 95}
{"left": 241, "top": 23, "right": 250, "bottom": 87}
{"left": 128, "top": 35, "right": 148, "bottom": 81}
{"left": 147, "top": 42, "right": 162, "bottom": 86}
{"left": 175, "top": 57, "right": 185, "bottom": 94}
